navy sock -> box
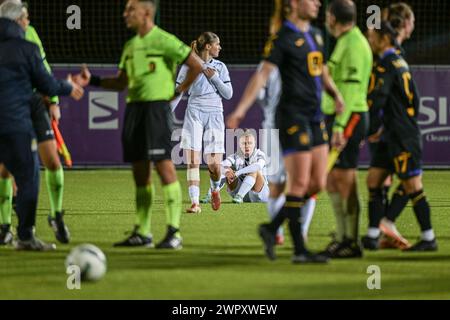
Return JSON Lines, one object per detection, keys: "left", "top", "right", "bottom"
{"left": 284, "top": 195, "right": 307, "bottom": 255}
{"left": 385, "top": 185, "right": 409, "bottom": 222}
{"left": 410, "top": 190, "right": 432, "bottom": 232}
{"left": 368, "top": 188, "right": 384, "bottom": 229}
{"left": 383, "top": 185, "right": 390, "bottom": 215}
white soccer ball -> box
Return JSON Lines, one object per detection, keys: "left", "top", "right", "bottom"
{"left": 65, "top": 244, "right": 107, "bottom": 281}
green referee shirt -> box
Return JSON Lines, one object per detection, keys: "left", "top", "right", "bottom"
{"left": 25, "top": 25, "right": 59, "bottom": 104}
{"left": 322, "top": 26, "right": 372, "bottom": 133}
{"left": 119, "top": 26, "right": 191, "bottom": 103}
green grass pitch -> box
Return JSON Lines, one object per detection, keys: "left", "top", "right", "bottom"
{"left": 1, "top": 169, "right": 450, "bottom": 299}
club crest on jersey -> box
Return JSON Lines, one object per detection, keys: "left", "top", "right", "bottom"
{"left": 295, "top": 38, "right": 305, "bottom": 47}
{"left": 287, "top": 125, "right": 300, "bottom": 135}
{"left": 299, "top": 133, "right": 310, "bottom": 146}
{"left": 149, "top": 62, "right": 156, "bottom": 73}
{"left": 315, "top": 34, "right": 324, "bottom": 47}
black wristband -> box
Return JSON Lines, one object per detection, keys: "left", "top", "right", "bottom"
{"left": 174, "top": 86, "right": 183, "bottom": 97}
{"left": 90, "top": 75, "right": 102, "bottom": 87}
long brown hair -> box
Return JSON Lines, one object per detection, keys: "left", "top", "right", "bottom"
{"left": 191, "top": 32, "right": 219, "bottom": 54}
{"left": 270, "top": 0, "right": 291, "bottom": 35}
{"left": 382, "top": 2, "right": 414, "bottom": 32}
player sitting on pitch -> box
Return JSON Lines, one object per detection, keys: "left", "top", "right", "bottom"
{"left": 223, "top": 130, "right": 269, "bottom": 204}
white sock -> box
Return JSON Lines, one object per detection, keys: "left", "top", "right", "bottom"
{"left": 367, "top": 227, "right": 381, "bottom": 239}
{"left": 301, "top": 197, "right": 316, "bottom": 238}
{"left": 210, "top": 178, "right": 221, "bottom": 191}
{"left": 237, "top": 176, "right": 256, "bottom": 198}
{"left": 188, "top": 185, "right": 200, "bottom": 205}
{"left": 267, "top": 194, "right": 286, "bottom": 237}
{"left": 421, "top": 229, "right": 435, "bottom": 241}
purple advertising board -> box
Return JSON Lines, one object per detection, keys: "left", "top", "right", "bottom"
{"left": 53, "top": 66, "right": 450, "bottom": 167}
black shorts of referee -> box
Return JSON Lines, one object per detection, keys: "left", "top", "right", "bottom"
{"left": 30, "top": 93, "right": 54, "bottom": 143}
{"left": 325, "top": 112, "right": 368, "bottom": 169}
{"left": 122, "top": 101, "right": 175, "bottom": 163}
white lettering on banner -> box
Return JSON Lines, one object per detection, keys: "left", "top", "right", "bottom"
{"left": 89, "top": 92, "right": 119, "bottom": 130}
{"left": 419, "top": 96, "right": 450, "bottom": 142}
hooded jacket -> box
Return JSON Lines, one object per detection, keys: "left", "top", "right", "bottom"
{"left": 0, "top": 18, "right": 72, "bottom": 135}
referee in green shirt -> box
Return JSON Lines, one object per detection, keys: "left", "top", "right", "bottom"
{"left": 75, "top": 0, "right": 203, "bottom": 249}
{"left": 321, "top": 0, "right": 372, "bottom": 258}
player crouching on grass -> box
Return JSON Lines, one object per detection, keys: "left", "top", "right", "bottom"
{"left": 223, "top": 130, "right": 269, "bottom": 204}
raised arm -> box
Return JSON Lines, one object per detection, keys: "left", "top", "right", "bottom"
{"left": 235, "top": 158, "right": 266, "bottom": 177}
{"left": 29, "top": 45, "right": 83, "bottom": 100}
{"left": 175, "top": 52, "right": 203, "bottom": 95}
{"left": 209, "top": 64, "right": 233, "bottom": 100}
{"left": 74, "top": 65, "right": 128, "bottom": 91}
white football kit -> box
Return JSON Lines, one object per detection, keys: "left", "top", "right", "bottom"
{"left": 173, "top": 59, "right": 233, "bottom": 154}
{"left": 222, "top": 148, "right": 270, "bottom": 203}
{"left": 256, "top": 65, "right": 286, "bottom": 184}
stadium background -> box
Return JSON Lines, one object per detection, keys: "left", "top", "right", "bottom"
{"left": 25, "top": 0, "right": 450, "bottom": 167}
{"left": 27, "top": 0, "right": 450, "bottom": 64}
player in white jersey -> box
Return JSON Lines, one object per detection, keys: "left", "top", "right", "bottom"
{"left": 172, "top": 32, "right": 233, "bottom": 214}
{"left": 223, "top": 130, "right": 269, "bottom": 204}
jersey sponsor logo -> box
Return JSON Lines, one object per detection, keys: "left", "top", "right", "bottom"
{"left": 299, "top": 132, "right": 310, "bottom": 146}
{"left": 295, "top": 38, "right": 305, "bottom": 47}
{"left": 407, "top": 107, "right": 415, "bottom": 117}
{"left": 315, "top": 34, "right": 324, "bottom": 47}
{"left": 262, "top": 35, "right": 277, "bottom": 58}
{"left": 31, "top": 138, "right": 38, "bottom": 152}
{"left": 392, "top": 59, "right": 408, "bottom": 69}
{"left": 376, "top": 66, "right": 386, "bottom": 73}
{"left": 287, "top": 125, "right": 300, "bottom": 135}
{"left": 89, "top": 92, "right": 119, "bottom": 130}
{"left": 347, "top": 66, "right": 357, "bottom": 77}
{"left": 148, "top": 62, "right": 156, "bottom": 73}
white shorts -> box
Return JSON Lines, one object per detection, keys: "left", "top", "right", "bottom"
{"left": 228, "top": 178, "right": 270, "bottom": 203}
{"left": 267, "top": 150, "right": 286, "bottom": 184}
{"left": 180, "top": 108, "right": 225, "bottom": 154}
{"left": 260, "top": 127, "right": 286, "bottom": 185}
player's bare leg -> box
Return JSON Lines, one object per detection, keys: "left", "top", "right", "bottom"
{"left": 251, "top": 171, "right": 266, "bottom": 193}
{"left": 268, "top": 182, "right": 286, "bottom": 245}
{"left": 324, "top": 166, "right": 364, "bottom": 258}
{"left": 302, "top": 145, "right": 327, "bottom": 242}
{"left": 231, "top": 171, "right": 262, "bottom": 204}
{"left": 206, "top": 153, "right": 223, "bottom": 211}
{"left": 185, "top": 149, "right": 201, "bottom": 214}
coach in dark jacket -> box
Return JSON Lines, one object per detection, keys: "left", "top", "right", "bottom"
{"left": 0, "top": 1, "right": 83, "bottom": 250}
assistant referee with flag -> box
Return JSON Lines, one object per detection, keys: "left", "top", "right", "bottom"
{"left": 321, "top": 0, "right": 372, "bottom": 258}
